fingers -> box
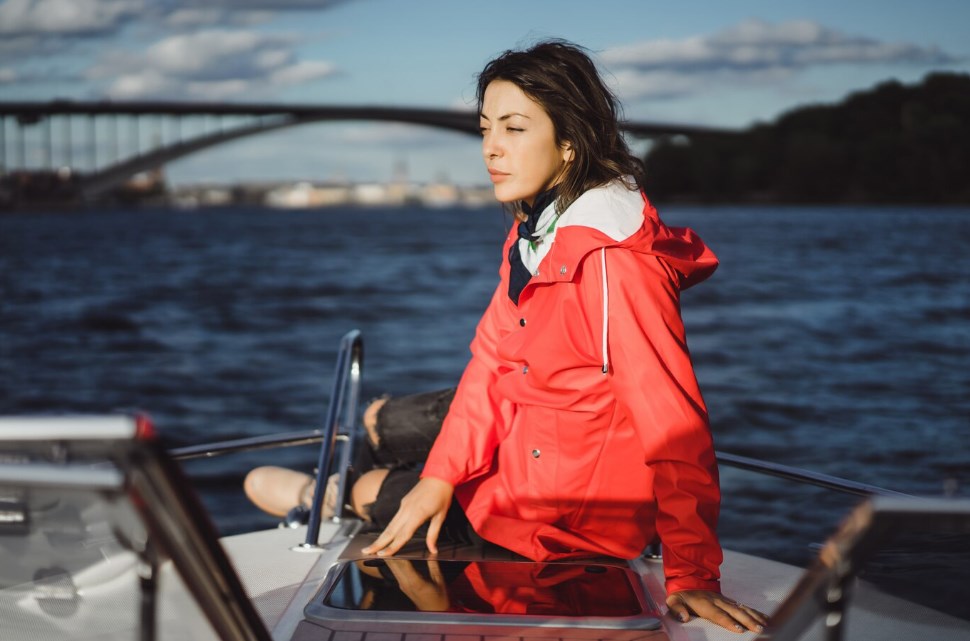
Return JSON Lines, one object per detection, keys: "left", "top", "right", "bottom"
{"left": 730, "top": 600, "right": 768, "bottom": 629}
{"left": 702, "top": 599, "right": 759, "bottom": 634}
{"left": 361, "top": 477, "right": 454, "bottom": 557}
{"left": 668, "top": 592, "right": 741, "bottom": 632}
{"left": 425, "top": 510, "right": 445, "bottom": 555}
{"left": 666, "top": 595, "right": 691, "bottom": 623}
{"left": 361, "top": 508, "right": 406, "bottom": 556}
{"left": 667, "top": 590, "right": 768, "bottom": 634}
{"left": 361, "top": 512, "right": 416, "bottom": 556}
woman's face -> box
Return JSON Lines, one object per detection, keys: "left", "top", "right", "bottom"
{"left": 480, "top": 80, "right": 572, "bottom": 207}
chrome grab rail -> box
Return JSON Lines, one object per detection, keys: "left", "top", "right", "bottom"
{"left": 300, "top": 329, "right": 363, "bottom": 549}
{"left": 715, "top": 452, "right": 912, "bottom": 498}
{"left": 170, "top": 429, "right": 327, "bottom": 460}
{"left": 172, "top": 435, "right": 909, "bottom": 501}
{"left": 171, "top": 330, "right": 364, "bottom": 549}
{"left": 758, "top": 496, "right": 970, "bottom": 641}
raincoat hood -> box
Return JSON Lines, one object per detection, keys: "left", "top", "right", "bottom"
{"left": 519, "top": 178, "right": 718, "bottom": 297}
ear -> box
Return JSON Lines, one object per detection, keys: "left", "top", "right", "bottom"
{"left": 562, "top": 142, "right": 575, "bottom": 163}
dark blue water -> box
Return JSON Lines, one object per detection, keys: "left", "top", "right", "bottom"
{"left": 2, "top": 204, "right": 968, "bottom": 570}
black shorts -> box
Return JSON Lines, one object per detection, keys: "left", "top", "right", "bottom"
{"left": 369, "top": 387, "right": 456, "bottom": 467}
{"left": 356, "top": 388, "right": 480, "bottom": 545}
{"left": 367, "top": 467, "right": 481, "bottom": 546}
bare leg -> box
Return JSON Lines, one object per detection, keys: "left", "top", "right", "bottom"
{"left": 351, "top": 468, "right": 390, "bottom": 521}
{"left": 245, "top": 393, "right": 428, "bottom": 521}
{"left": 243, "top": 396, "right": 391, "bottom": 518}
{"left": 243, "top": 466, "right": 316, "bottom": 518}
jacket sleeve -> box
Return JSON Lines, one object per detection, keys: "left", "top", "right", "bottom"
{"left": 421, "top": 280, "right": 517, "bottom": 487}
{"left": 600, "top": 249, "right": 723, "bottom": 595}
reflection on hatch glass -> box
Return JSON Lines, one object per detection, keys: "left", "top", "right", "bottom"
{"left": 325, "top": 559, "right": 644, "bottom": 617}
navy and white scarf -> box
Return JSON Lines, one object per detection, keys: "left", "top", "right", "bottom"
{"left": 507, "top": 187, "right": 558, "bottom": 305}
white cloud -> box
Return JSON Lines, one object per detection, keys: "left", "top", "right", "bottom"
{"left": 88, "top": 29, "right": 337, "bottom": 99}
{"left": 0, "top": 0, "right": 348, "bottom": 35}
{"left": 0, "top": 0, "right": 144, "bottom": 35}
{"left": 106, "top": 69, "right": 173, "bottom": 97}
{"left": 601, "top": 19, "right": 960, "bottom": 100}
{"left": 163, "top": 8, "right": 275, "bottom": 29}
{"left": 192, "top": 0, "right": 348, "bottom": 9}
{"left": 269, "top": 60, "right": 338, "bottom": 85}
{"left": 0, "top": 0, "right": 142, "bottom": 66}
{"left": 0, "top": 0, "right": 354, "bottom": 68}
{"left": 607, "top": 69, "right": 707, "bottom": 101}
{"left": 145, "top": 30, "right": 296, "bottom": 79}
{"left": 158, "top": 0, "right": 350, "bottom": 28}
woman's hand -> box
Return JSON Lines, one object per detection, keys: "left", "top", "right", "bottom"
{"left": 361, "top": 477, "right": 454, "bottom": 556}
{"left": 666, "top": 590, "right": 768, "bottom": 634}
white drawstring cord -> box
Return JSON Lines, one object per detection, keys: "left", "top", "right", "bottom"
{"left": 600, "top": 247, "right": 609, "bottom": 374}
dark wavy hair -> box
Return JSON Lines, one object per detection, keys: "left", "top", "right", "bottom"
{"left": 477, "top": 39, "right": 646, "bottom": 214}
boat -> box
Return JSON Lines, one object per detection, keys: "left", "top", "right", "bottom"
{"left": 2, "top": 329, "right": 969, "bottom": 641}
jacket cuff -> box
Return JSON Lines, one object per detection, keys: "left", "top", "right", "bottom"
{"left": 666, "top": 577, "right": 721, "bottom": 595}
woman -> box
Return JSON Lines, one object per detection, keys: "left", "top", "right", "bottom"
{"left": 355, "top": 40, "right": 766, "bottom": 633}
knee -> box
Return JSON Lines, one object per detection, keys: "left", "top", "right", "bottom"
{"left": 351, "top": 468, "right": 390, "bottom": 521}
{"left": 244, "top": 466, "right": 314, "bottom": 518}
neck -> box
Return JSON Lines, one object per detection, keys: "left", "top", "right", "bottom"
{"left": 523, "top": 185, "right": 558, "bottom": 218}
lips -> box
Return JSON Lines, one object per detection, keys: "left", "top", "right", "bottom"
{"left": 488, "top": 168, "right": 510, "bottom": 183}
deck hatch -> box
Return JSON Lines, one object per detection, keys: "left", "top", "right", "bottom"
{"left": 302, "top": 557, "right": 664, "bottom": 637}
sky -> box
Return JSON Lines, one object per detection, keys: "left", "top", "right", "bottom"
{"left": 1, "top": 0, "right": 968, "bottom": 187}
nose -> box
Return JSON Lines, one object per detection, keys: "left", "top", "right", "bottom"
{"left": 482, "top": 130, "right": 501, "bottom": 160}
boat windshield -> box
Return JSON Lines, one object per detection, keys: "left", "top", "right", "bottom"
{"left": 0, "top": 416, "right": 269, "bottom": 641}
{"left": 764, "top": 496, "right": 970, "bottom": 641}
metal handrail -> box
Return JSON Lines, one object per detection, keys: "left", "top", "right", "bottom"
{"left": 299, "top": 329, "right": 363, "bottom": 549}
{"left": 172, "top": 433, "right": 909, "bottom": 500}
{"left": 170, "top": 429, "right": 326, "bottom": 461}
{"left": 715, "top": 451, "right": 912, "bottom": 498}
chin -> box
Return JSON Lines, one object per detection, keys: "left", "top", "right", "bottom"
{"left": 491, "top": 188, "right": 515, "bottom": 204}
{"left": 493, "top": 184, "right": 530, "bottom": 204}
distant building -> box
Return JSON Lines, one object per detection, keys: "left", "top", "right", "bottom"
{"left": 419, "top": 181, "right": 460, "bottom": 208}
{"left": 265, "top": 181, "right": 352, "bottom": 208}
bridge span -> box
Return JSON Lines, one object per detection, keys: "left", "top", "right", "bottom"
{"left": 0, "top": 101, "right": 736, "bottom": 199}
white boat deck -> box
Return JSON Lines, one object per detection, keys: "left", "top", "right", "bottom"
{"left": 220, "top": 522, "right": 970, "bottom": 641}
{"left": 221, "top": 523, "right": 788, "bottom": 641}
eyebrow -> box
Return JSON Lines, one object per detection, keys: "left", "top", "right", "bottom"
{"left": 479, "top": 112, "right": 531, "bottom": 121}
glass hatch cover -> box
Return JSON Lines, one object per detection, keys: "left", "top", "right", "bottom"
{"left": 303, "top": 556, "right": 664, "bottom": 634}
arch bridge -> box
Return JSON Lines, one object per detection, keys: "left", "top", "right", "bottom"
{"left": 0, "top": 101, "right": 735, "bottom": 199}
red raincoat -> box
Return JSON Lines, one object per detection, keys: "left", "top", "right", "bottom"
{"left": 421, "top": 181, "right": 722, "bottom": 594}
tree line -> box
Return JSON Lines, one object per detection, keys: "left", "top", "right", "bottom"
{"left": 642, "top": 72, "right": 970, "bottom": 204}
